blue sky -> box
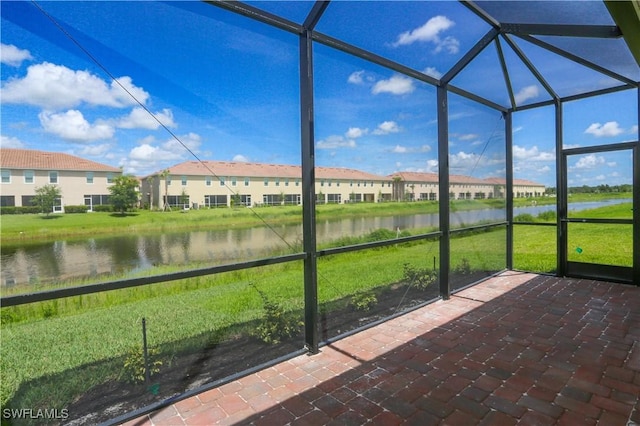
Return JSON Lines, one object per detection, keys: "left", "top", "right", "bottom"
{"left": 1, "top": 0, "right": 637, "bottom": 188}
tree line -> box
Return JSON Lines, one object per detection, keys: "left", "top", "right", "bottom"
{"left": 545, "top": 184, "right": 632, "bottom": 195}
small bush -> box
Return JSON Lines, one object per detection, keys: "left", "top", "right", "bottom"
{"left": 514, "top": 213, "right": 534, "bottom": 222}
{"left": 453, "top": 258, "right": 472, "bottom": 275}
{"left": 351, "top": 292, "right": 377, "bottom": 311}
{"left": 93, "top": 204, "right": 113, "bottom": 212}
{"left": 251, "top": 284, "right": 302, "bottom": 345}
{"left": 402, "top": 263, "right": 438, "bottom": 290}
{"left": 537, "top": 210, "right": 556, "bottom": 222}
{"left": 64, "top": 205, "right": 89, "bottom": 213}
{"left": 0, "top": 206, "right": 41, "bottom": 214}
{"left": 122, "top": 345, "right": 162, "bottom": 384}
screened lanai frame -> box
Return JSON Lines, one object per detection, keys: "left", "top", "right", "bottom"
{"left": 1, "top": 1, "right": 639, "bottom": 423}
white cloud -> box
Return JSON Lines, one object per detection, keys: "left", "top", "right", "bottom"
{"left": 458, "top": 133, "right": 478, "bottom": 141}
{"left": 233, "top": 154, "right": 249, "bottom": 162}
{"left": 373, "top": 121, "right": 401, "bottom": 135}
{"left": 426, "top": 159, "right": 439, "bottom": 172}
{"left": 39, "top": 110, "right": 114, "bottom": 142}
{"left": 1, "top": 44, "right": 33, "bottom": 66}
{"left": 163, "top": 132, "right": 201, "bottom": 153}
{"left": 316, "top": 135, "right": 356, "bottom": 149}
{"left": 392, "top": 16, "right": 459, "bottom": 54}
{"left": 630, "top": 125, "right": 638, "bottom": 135}
{"left": 595, "top": 174, "right": 606, "bottom": 181}
{"left": 77, "top": 143, "right": 113, "bottom": 157}
{"left": 345, "top": 127, "right": 368, "bottom": 139}
{"left": 0, "top": 135, "right": 25, "bottom": 148}
{"left": 128, "top": 133, "right": 201, "bottom": 165}
{"left": 372, "top": 75, "right": 415, "bottom": 95}
{"left": 573, "top": 154, "right": 605, "bottom": 169}
{"left": 130, "top": 144, "right": 159, "bottom": 161}
{"left": 449, "top": 151, "right": 503, "bottom": 170}
{"left": 348, "top": 70, "right": 365, "bottom": 84}
{"left": 584, "top": 121, "right": 623, "bottom": 137}
{"left": 1, "top": 62, "right": 148, "bottom": 110}
{"left": 514, "top": 85, "right": 539, "bottom": 104}
{"left": 423, "top": 67, "right": 442, "bottom": 79}
{"left": 391, "top": 144, "right": 431, "bottom": 154}
{"left": 512, "top": 145, "right": 555, "bottom": 161}
{"left": 118, "top": 107, "right": 176, "bottom": 129}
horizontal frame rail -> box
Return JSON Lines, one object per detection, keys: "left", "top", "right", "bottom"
{"left": 317, "top": 231, "right": 442, "bottom": 257}
{"left": 1, "top": 253, "right": 306, "bottom": 307}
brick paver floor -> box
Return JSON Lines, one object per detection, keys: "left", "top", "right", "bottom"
{"left": 122, "top": 271, "right": 640, "bottom": 425}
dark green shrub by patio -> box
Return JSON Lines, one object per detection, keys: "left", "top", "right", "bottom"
{"left": 122, "top": 345, "right": 163, "bottom": 384}
{"left": 351, "top": 292, "right": 378, "bottom": 311}
{"left": 64, "top": 205, "right": 89, "bottom": 213}
{"left": 402, "top": 263, "right": 438, "bottom": 290}
{"left": 251, "top": 284, "right": 302, "bottom": 345}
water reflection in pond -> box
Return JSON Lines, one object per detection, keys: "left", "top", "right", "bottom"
{"left": 0, "top": 199, "right": 629, "bottom": 289}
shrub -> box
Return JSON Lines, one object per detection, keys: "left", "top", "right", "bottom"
{"left": 64, "top": 205, "right": 89, "bottom": 213}
{"left": 0, "top": 206, "right": 41, "bottom": 215}
{"left": 93, "top": 204, "right": 113, "bottom": 212}
{"left": 514, "top": 213, "right": 534, "bottom": 222}
{"left": 122, "top": 345, "right": 162, "bottom": 384}
{"left": 402, "top": 263, "right": 438, "bottom": 290}
{"left": 251, "top": 284, "right": 302, "bottom": 345}
{"left": 537, "top": 210, "right": 556, "bottom": 222}
{"left": 453, "top": 258, "right": 472, "bottom": 275}
{"left": 351, "top": 292, "right": 378, "bottom": 311}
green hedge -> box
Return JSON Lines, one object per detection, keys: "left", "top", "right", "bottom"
{"left": 0, "top": 206, "right": 41, "bottom": 215}
{"left": 64, "top": 205, "right": 89, "bottom": 214}
{"left": 92, "top": 205, "right": 113, "bottom": 212}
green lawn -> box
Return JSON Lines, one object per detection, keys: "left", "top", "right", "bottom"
{"left": 0, "top": 199, "right": 634, "bottom": 415}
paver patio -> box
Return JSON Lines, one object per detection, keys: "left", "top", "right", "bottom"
{"left": 122, "top": 271, "right": 640, "bottom": 425}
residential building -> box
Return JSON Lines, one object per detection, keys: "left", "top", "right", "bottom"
{"left": 0, "top": 148, "right": 122, "bottom": 212}
{"left": 141, "top": 160, "right": 546, "bottom": 209}
{"left": 140, "top": 161, "right": 394, "bottom": 209}
{"left": 390, "top": 172, "right": 546, "bottom": 201}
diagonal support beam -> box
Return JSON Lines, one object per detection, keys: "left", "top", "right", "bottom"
{"left": 605, "top": 0, "right": 640, "bottom": 66}
{"left": 501, "top": 23, "right": 621, "bottom": 38}
{"left": 442, "top": 27, "right": 499, "bottom": 85}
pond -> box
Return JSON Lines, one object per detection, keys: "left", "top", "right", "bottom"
{"left": 0, "top": 199, "right": 630, "bottom": 289}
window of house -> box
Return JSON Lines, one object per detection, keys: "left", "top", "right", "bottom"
{"left": 182, "top": 175, "right": 187, "bottom": 186}
{"left": 206, "top": 176, "right": 212, "bottom": 186}
{"left": 244, "top": 177, "right": 250, "bottom": 186}
{"left": 24, "top": 170, "right": 34, "bottom": 184}
{"left": 219, "top": 176, "right": 225, "bottom": 186}
{"left": 231, "top": 177, "right": 237, "bottom": 186}
{"left": 275, "top": 178, "right": 280, "bottom": 186}
{"left": 86, "top": 172, "right": 93, "bottom": 184}
{"left": 107, "top": 173, "right": 114, "bottom": 184}
{"left": 295, "top": 179, "right": 300, "bottom": 186}
{"left": 49, "top": 171, "right": 58, "bottom": 184}
{"left": 264, "top": 178, "right": 269, "bottom": 186}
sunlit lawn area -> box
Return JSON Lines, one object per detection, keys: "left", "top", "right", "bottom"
{"left": 0, "top": 199, "right": 633, "bottom": 416}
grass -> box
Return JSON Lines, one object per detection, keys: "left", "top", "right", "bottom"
{"left": 1, "top": 228, "right": 506, "bottom": 413}
{"left": 0, "top": 198, "right": 507, "bottom": 244}
{"left": 0, "top": 198, "right": 633, "bottom": 416}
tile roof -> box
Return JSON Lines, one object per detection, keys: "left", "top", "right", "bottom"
{"left": 484, "top": 177, "right": 546, "bottom": 187}
{"left": 0, "top": 148, "right": 121, "bottom": 172}
{"left": 389, "top": 172, "right": 545, "bottom": 187}
{"left": 151, "top": 161, "right": 391, "bottom": 181}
